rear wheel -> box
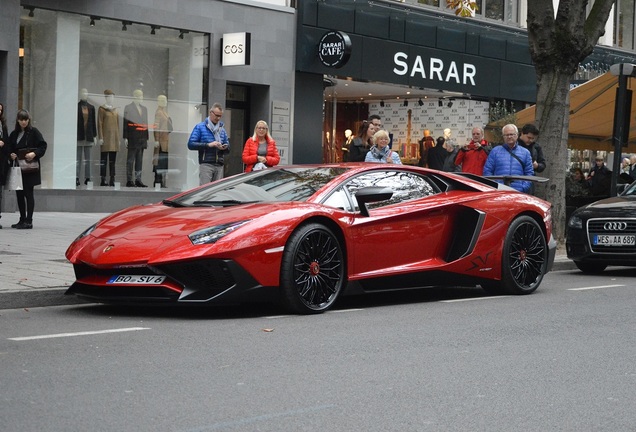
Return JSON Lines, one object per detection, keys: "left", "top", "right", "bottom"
{"left": 280, "top": 223, "right": 345, "bottom": 314}
{"left": 574, "top": 261, "right": 607, "bottom": 274}
{"left": 482, "top": 216, "right": 547, "bottom": 295}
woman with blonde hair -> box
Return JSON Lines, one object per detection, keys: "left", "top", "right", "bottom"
{"left": 365, "top": 129, "right": 402, "bottom": 164}
{"left": 242, "top": 120, "right": 280, "bottom": 172}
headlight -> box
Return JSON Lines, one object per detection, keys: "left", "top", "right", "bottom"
{"left": 189, "top": 220, "right": 251, "bottom": 245}
{"left": 73, "top": 223, "right": 97, "bottom": 242}
{"left": 568, "top": 215, "right": 583, "bottom": 229}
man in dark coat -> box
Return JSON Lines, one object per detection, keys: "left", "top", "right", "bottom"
{"left": 427, "top": 136, "right": 449, "bottom": 171}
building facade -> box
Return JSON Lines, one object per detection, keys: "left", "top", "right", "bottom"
{"left": 293, "top": 0, "right": 636, "bottom": 165}
{"left": 0, "top": 0, "right": 295, "bottom": 212}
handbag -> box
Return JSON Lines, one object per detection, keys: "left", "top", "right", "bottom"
{"left": 7, "top": 160, "right": 23, "bottom": 191}
{"left": 17, "top": 148, "right": 39, "bottom": 173}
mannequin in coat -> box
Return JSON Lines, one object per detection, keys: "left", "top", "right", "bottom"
{"left": 77, "top": 88, "right": 97, "bottom": 186}
{"left": 98, "top": 89, "right": 119, "bottom": 186}
{"left": 153, "top": 95, "right": 171, "bottom": 187}
{"left": 123, "top": 89, "right": 149, "bottom": 187}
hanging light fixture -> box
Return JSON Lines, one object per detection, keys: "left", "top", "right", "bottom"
{"left": 418, "top": 98, "right": 424, "bottom": 106}
{"left": 380, "top": 100, "right": 385, "bottom": 107}
{"left": 89, "top": 16, "right": 99, "bottom": 26}
{"left": 122, "top": 21, "right": 131, "bottom": 31}
{"left": 438, "top": 99, "right": 444, "bottom": 107}
{"left": 150, "top": 25, "right": 160, "bottom": 35}
{"left": 403, "top": 99, "right": 409, "bottom": 107}
{"left": 179, "top": 30, "right": 189, "bottom": 39}
{"left": 447, "top": 99, "right": 454, "bottom": 108}
{"left": 25, "top": 6, "right": 35, "bottom": 17}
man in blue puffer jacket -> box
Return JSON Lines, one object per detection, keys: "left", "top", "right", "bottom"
{"left": 187, "top": 102, "right": 230, "bottom": 185}
{"left": 483, "top": 124, "right": 534, "bottom": 193}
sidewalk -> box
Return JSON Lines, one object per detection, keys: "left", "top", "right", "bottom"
{"left": 0, "top": 212, "right": 109, "bottom": 309}
{"left": 0, "top": 212, "right": 578, "bottom": 310}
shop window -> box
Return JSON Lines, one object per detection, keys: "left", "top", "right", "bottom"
{"left": 19, "top": 9, "right": 209, "bottom": 191}
{"left": 617, "top": 0, "right": 636, "bottom": 50}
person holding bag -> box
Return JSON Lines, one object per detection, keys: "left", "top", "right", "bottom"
{"left": 242, "top": 120, "right": 280, "bottom": 172}
{"left": 8, "top": 109, "right": 47, "bottom": 229}
{"left": 0, "top": 103, "right": 9, "bottom": 228}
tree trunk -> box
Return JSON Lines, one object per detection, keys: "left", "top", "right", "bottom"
{"left": 534, "top": 70, "right": 571, "bottom": 244}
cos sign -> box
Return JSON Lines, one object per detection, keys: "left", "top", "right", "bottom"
{"left": 318, "top": 31, "right": 351, "bottom": 68}
{"left": 221, "top": 32, "right": 251, "bottom": 66}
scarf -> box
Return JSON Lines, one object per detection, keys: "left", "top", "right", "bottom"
{"left": 369, "top": 145, "right": 391, "bottom": 161}
{"left": 206, "top": 118, "right": 222, "bottom": 143}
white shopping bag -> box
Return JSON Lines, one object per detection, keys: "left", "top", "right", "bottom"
{"left": 7, "top": 163, "right": 23, "bottom": 191}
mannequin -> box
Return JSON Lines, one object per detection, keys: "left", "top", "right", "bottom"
{"left": 77, "top": 88, "right": 97, "bottom": 186}
{"left": 342, "top": 129, "right": 353, "bottom": 162}
{"left": 123, "top": 89, "right": 149, "bottom": 187}
{"left": 418, "top": 129, "right": 435, "bottom": 167}
{"left": 97, "top": 89, "right": 119, "bottom": 186}
{"left": 153, "top": 95, "right": 172, "bottom": 187}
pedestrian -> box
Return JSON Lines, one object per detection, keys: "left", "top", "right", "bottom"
{"left": 349, "top": 121, "right": 375, "bottom": 162}
{"left": 368, "top": 114, "right": 382, "bottom": 130}
{"left": 187, "top": 103, "right": 230, "bottom": 185}
{"left": 0, "top": 103, "right": 9, "bottom": 228}
{"left": 365, "top": 129, "right": 402, "bottom": 164}
{"left": 482, "top": 124, "right": 534, "bottom": 193}
{"left": 517, "top": 123, "right": 546, "bottom": 194}
{"left": 455, "top": 126, "right": 489, "bottom": 175}
{"left": 7, "top": 109, "right": 47, "bottom": 229}
{"left": 242, "top": 120, "right": 280, "bottom": 172}
{"left": 426, "top": 136, "right": 448, "bottom": 171}
{"left": 586, "top": 155, "right": 611, "bottom": 196}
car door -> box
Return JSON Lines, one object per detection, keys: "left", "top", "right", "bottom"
{"left": 341, "top": 170, "right": 455, "bottom": 280}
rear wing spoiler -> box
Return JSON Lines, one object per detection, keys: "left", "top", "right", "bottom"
{"left": 457, "top": 172, "right": 549, "bottom": 187}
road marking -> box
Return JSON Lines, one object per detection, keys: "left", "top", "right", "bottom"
{"left": 568, "top": 284, "right": 625, "bottom": 291}
{"left": 330, "top": 308, "right": 364, "bottom": 313}
{"left": 441, "top": 296, "right": 511, "bottom": 303}
{"left": 8, "top": 327, "right": 151, "bottom": 341}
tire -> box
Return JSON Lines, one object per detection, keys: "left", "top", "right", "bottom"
{"left": 483, "top": 215, "right": 547, "bottom": 295}
{"left": 574, "top": 261, "right": 607, "bottom": 274}
{"left": 279, "top": 223, "right": 345, "bottom": 314}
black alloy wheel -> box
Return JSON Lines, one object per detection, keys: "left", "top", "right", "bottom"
{"left": 483, "top": 215, "right": 547, "bottom": 295}
{"left": 280, "top": 223, "right": 345, "bottom": 314}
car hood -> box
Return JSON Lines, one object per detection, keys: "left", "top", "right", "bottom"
{"left": 576, "top": 195, "right": 636, "bottom": 216}
{"left": 69, "top": 202, "right": 318, "bottom": 265}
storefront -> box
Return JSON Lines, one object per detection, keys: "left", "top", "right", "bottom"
{"left": 0, "top": 0, "right": 295, "bottom": 212}
{"left": 293, "top": 0, "right": 636, "bottom": 166}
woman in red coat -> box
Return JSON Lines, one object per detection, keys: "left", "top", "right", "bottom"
{"left": 242, "top": 120, "right": 280, "bottom": 172}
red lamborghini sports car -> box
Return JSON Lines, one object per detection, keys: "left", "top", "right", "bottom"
{"left": 65, "top": 164, "right": 556, "bottom": 314}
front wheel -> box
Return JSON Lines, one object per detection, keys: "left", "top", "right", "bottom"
{"left": 279, "top": 223, "right": 345, "bottom": 314}
{"left": 483, "top": 215, "right": 547, "bottom": 295}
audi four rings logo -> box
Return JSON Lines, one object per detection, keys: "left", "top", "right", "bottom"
{"left": 604, "top": 222, "right": 627, "bottom": 230}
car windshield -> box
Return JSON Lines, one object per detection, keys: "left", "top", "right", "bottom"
{"left": 622, "top": 182, "right": 636, "bottom": 196}
{"left": 171, "top": 167, "right": 348, "bottom": 207}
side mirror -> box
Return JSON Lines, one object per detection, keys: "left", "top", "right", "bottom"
{"left": 355, "top": 186, "right": 393, "bottom": 217}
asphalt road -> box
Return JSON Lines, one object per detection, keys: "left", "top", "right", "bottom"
{"left": 2, "top": 267, "right": 636, "bottom": 432}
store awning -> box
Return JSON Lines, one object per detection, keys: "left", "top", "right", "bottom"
{"left": 489, "top": 72, "right": 636, "bottom": 151}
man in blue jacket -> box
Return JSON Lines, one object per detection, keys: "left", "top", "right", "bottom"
{"left": 187, "top": 103, "right": 230, "bottom": 185}
{"left": 483, "top": 124, "right": 534, "bottom": 193}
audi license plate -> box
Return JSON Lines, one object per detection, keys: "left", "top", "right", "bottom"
{"left": 107, "top": 275, "right": 166, "bottom": 284}
{"left": 593, "top": 234, "right": 636, "bottom": 246}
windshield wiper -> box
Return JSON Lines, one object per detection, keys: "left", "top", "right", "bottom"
{"left": 192, "top": 200, "right": 259, "bottom": 207}
{"left": 162, "top": 199, "right": 185, "bottom": 207}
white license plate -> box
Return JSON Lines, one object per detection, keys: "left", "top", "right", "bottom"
{"left": 593, "top": 234, "right": 636, "bottom": 246}
{"left": 107, "top": 275, "right": 166, "bottom": 285}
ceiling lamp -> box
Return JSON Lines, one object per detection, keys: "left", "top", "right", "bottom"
{"left": 447, "top": 100, "right": 454, "bottom": 108}
{"left": 179, "top": 30, "right": 189, "bottom": 39}
{"left": 380, "top": 100, "right": 385, "bottom": 107}
{"left": 122, "top": 21, "right": 131, "bottom": 31}
{"left": 403, "top": 99, "right": 409, "bottom": 107}
{"left": 438, "top": 99, "right": 443, "bottom": 107}
{"left": 418, "top": 98, "right": 424, "bottom": 106}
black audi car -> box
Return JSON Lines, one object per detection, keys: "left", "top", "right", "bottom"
{"left": 567, "top": 182, "right": 636, "bottom": 273}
